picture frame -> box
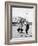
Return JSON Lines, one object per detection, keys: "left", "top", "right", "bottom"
{"left": 5, "top": 1, "right": 37, "bottom": 45}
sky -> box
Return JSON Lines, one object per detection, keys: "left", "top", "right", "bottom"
{"left": 12, "top": 7, "right": 35, "bottom": 22}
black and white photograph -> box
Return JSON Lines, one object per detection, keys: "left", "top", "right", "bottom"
{"left": 12, "top": 7, "right": 34, "bottom": 39}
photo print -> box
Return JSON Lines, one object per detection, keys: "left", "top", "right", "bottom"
{"left": 12, "top": 7, "right": 34, "bottom": 39}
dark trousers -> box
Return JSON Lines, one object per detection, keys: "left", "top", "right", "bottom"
{"left": 25, "top": 24, "right": 29, "bottom": 34}
{"left": 17, "top": 28, "right": 23, "bottom": 33}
